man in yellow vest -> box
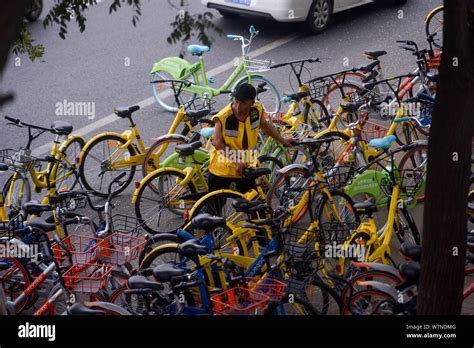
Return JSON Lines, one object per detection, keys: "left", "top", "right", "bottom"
{"left": 208, "top": 83, "right": 293, "bottom": 193}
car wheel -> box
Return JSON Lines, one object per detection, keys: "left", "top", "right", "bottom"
{"left": 218, "top": 10, "right": 239, "bottom": 19}
{"left": 304, "top": 0, "right": 332, "bottom": 34}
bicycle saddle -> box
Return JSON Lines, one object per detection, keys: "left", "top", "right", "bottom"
{"left": 187, "top": 45, "right": 210, "bottom": 56}
{"left": 364, "top": 51, "right": 387, "bottom": 60}
{"left": 243, "top": 168, "right": 271, "bottom": 181}
{"left": 67, "top": 302, "right": 107, "bottom": 316}
{"left": 0, "top": 163, "right": 9, "bottom": 171}
{"left": 400, "top": 243, "right": 422, "bottom": 262}
{"left": 398, "top": 261, "right": 420, "bottom": 285}
{"left": 175, "top": 141, "right": 202, "bottom": 156}
{"left": 353, "top": 197, "right": 377, "bottom": 216}
{"left": 186, "top": 109, "right": 211, "bottom": 120}
{"left": 22, "top": 201, "right": 52, "bottom": 216}
{"left": 152, "top": 263, "right": 187, "bottom": 283}
{"left": 232, "top": 199, "right": 265, "bottom": 214}
{"left": 341, "top": 101, "right": 365, "bottom": 113}
{"left": 178, "top": 239, "right": 209, "bottom": 259}
{"left": 114, "top": 105, "right": 140, "bottom": 119}
{"left": 128, "top": 275, "right": 164, "bottom": 291}
{"left": 27, "top": 217, "right": 56, "bottom": 232}
{"left": 369, "top": 135, "right": 397, "bottom": 150}
{"left": 51, "top": 120, "right": 73, "bottom": 136}
{"left": 191, "top": 213, "right": 226, "bottom": 230}
{"left": 200, "top": 127, "right": 215, "bottom": 139}
{"left": 285, "top": 92, "right": 309, "bottom": 102}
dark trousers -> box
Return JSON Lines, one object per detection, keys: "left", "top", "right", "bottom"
{"left": 205, "top": 173, "right": 254, "bottom": 217}
{"left": 207, "top": 173, "right": 254, "bottom": 194}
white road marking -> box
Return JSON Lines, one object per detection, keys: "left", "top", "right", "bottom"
{"left": 32, "top": 33, "right": 300, "bottom": 156}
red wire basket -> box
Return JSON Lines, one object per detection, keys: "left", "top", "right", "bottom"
{"left": 51, "top": 235, "right": 104, "bottom": 268}
{"left": 242, "top": 277, "right": 288, "bottom": 303}
{"left": 211, "top": 287, "right": 271, "bottom": 315}
{"left": 62, "top": 263, "right": 112, "bottom": 294}
{"left": 361, "top": 120, "right": 389, "bottom": 142}
{"left": 98, "top": 232, "right": 147, "bottom": 266}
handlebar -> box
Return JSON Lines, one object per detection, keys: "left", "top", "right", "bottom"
{"left": 4, "top": 116, "right": 52, "bottom": 133}
{"left": 270, "top": 57, "right": 321, "bottom": 70}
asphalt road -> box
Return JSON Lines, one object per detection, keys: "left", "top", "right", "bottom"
{"left": 0, "top": 0, "right": 441, "bottom": 232}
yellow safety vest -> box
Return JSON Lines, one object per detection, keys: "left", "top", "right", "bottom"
{"left": 209, "top": 102, "right": 263, "bottom": 178}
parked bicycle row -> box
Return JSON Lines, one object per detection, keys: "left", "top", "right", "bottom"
{"left": 2, "top": 6, "right": 470, "bottom": 316}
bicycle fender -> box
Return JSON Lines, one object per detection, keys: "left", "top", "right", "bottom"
{"left": 277, "top": 164, "right": 310, "bottom": 176}
{"left": 151, "top": 133, "right": 189, "bottom": 142}
{"left": 151, "top": 57, "right": 192, "bottom": 79}
{"left": 232, "top": 74, "right": 264, "bottom": 91}
{"left": 188, "top": 189, "right": 246, "bottom": 220}
{"left": 131, "top": 167, "right": 194, "bottom": 204}
{"left": 59, "top": 135, "right": 85, "bottom": 153}
{"left": 78, "top": 132, "right": 127, "bottom": 165}
{"left": 352, "top": 261, "right": 400, "bottom": 278}
{"left": 425, "top": 5, "right": 444, "bottom": 22}
{"left": 355, "top": 280, "right": 398, "bottom": 301}
{"left": 140, "top": 243, "right": 180, "bottom": 269}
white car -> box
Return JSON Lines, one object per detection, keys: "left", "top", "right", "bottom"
{"left": 202, "top": 0, "right": 408, "bottom": 34}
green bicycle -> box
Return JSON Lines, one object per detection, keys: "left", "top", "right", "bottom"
{"left": 151, "top": 25, "right": 280, "bottom": 114}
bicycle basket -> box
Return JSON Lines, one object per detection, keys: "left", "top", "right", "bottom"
{"left": 211, "top": 287, "right": 270, "bottom": 315}
{"left": 323, "top": 166, "right": 354, "bottom": 190}
{"left": 0, "top": 215, "right": 26, "bottom": 239}
{"left": 281, "top": 226, "right": 320, "bottom": 277}
{"left": 361, "top": 120, "right": 389, "bottom": 142}
{"left": 399, "top": 169, "right": 425, "bottom": 198}
{"left": 109, "top": 214, "right": 146, "bottom": 238}
{"left": 62, "top": 263, "right": 112, "bottom": 294}
{"left": 318, "top": 221, "right": 360, "bottom": 247}
{"left": 58, "top": 194, "right": 87, "bottom": 212}
{"left": 308, "top": 80, "right": 330, "bottom": 99}
{"left": 243, "top": 58, "right": 272, "bottom": 73}
{"left": 0, "top": 148, "right": 40, "bottom": 172}
{"left": 242, "top": 277, "right": 288, "bottom": 303}
{"left": 98, "top": 232, "right": 147, "bottom": 266}
{"left": 51, "top": 235, "right": 104, "bottom": 268}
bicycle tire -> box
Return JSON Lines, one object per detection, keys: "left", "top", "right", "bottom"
{"left": 398, "top": 143, "right": 428, "bottom": 203}
{"left": 79, "top": 134, "right": 137, "bottom": 197}
{"left": 265, "top": 294, "right": 319, "bottom": 315}
{"left": 141, "top": 136, "right": 188, "bottom": 178}
{"left": 303, "top": 98, "right": 331, "bottom": 131}
{"left": 425, "top": 6, "right": 444, "bottom": 49}
{"left": 138, "top": 233, "right": 181, "bottom": 266}
{"left": 0, "top": 257, "right": 32, "bottom": 314}
{"left": 236, "top": 75, "right": 281, "bottom": 115}
{"left": 55, "top": 136, "right": 85, "bottom": 192}
{"left": 134, "top": 169, "right": 198, "bottom": 234}
{"left": 2, "top": 172, "right": 31, "bottom": 217}
{"left": 152, "top": 71, "right": 198, "bottom": 113}
{"left": 344, "top": 288, "right": 398, "bottom": 315}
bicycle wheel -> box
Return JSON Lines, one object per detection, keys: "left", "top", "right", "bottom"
{"left": 321, "top": 82, "right": 363, "bottom": 115}
{"left": 2, "top": 172, "right": 31, "bottom": 216}
{"left": 138, "top": 233, "right": 180, "bottom": 266}
{"left": 344, "top": 289, "right": 398, "bottom": 315}
{"left": 296, "top": 274, "right": 343, "bottom": 315}
{"left": 304, "top": 98, "right": 331, "bottom": 131}
{"left": 398, "top": 143, "right": 428, "bottom": 202}
{"left": 340, "top": 270, "right": 402, "bottom": 307}
{"left": 79, "top": 134, "right": 136, "bottom": 197}
{"left": 55, "top": 137, "right": 85, "bottom": 192}
{"left": 152, "top": 71, "right": 197, "bottom": 113}
{"left": 0, "top": 257, "right": 32, "bottom": 314}
{"left": 267, "top": 167, "right": 312, "bottom": 224}
{"left": 139, "top": 243, "right": 199, "bottom": 271}
{"left": 394, "top": 206, "right": 421, "bottom": 246}
{"left": 239, "top": 75, "right": 281, "bottom": 114}
{"left": 316, "top": 189, "right": 360, "bottom": 235}
{"left": 141, "top": 137, "right": 187, "bottom": 177}
{"left": 135, "top": 169, "right": 198, "bottom": 234}
{"left": 425, "top": 6, "right": 444, "bottom": 49}
{"left": 257, "top": 155, "right": 284, "bottom": 194}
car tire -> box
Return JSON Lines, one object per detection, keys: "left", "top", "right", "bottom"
{"left": 394, "top": 0, "right": 408, "bottom": 4}
{"left": 304, "top": 0, "right": 332, "bottom": 34}
{"left": 218, "top": 10, "right": 239, "bottom": 19}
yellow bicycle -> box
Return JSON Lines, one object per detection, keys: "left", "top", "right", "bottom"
{"left": 79, "top": 80, "right": 213, "bottom": 197}
{"left": 1, "top": 116, "right": 84, "bottom": 215}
